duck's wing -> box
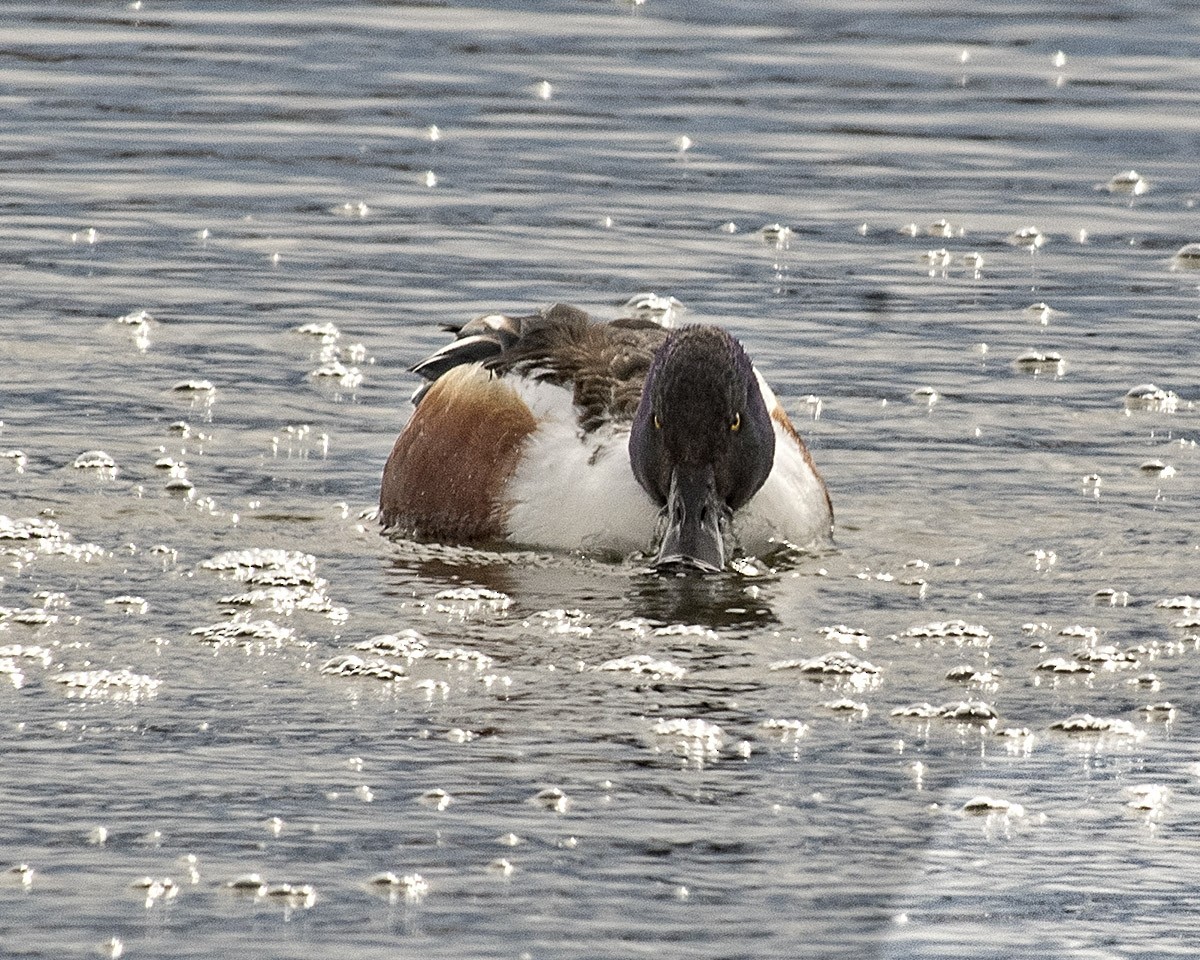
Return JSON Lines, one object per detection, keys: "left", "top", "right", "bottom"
{"left": 490, "top": 308, "right": 667, "bottom": 430}
{"left": 409, "top": 304, "right": 668, "bottom": 428}
{"left": 408, "top": 311, "right": 528, "bottom": 400}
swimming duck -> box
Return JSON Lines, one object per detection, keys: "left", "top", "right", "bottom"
{"left": 380, "top": 303, "right": 831, "bottom": 570}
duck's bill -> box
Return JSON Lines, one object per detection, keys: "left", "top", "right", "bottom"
{"left": 654, "top": 463, "right": 726, "bottom": 573}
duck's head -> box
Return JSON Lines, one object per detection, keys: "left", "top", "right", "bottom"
{"left": 628, "top": 325, "right": 775, "bottom": 572}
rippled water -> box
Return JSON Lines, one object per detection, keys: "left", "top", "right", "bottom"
{"left": 3, "top": 2, "right": 1200, "bottom": 957}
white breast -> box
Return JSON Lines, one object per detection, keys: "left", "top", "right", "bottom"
{"left": 504, "top": 380, "right": 659, "bottom": 555}
{"left": 732, "top": 417, "right": 831, "bottom": 553}
{"left": 732, "top": 370, "right": 832, "bottom": 553}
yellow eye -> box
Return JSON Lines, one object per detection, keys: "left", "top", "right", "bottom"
{"left": 653, "top": 414, "right": 662, "bottom": 430}
{"left": 730, "top": 412, "right": 741, "bottom": 432}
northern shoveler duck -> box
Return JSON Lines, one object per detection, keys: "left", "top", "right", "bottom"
{"left": 380, "top": 303, "right": 832, "bottom": 570}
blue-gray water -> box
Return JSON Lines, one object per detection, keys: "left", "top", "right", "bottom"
{"left": 2, "top": 2, "right": 1199, "bottom": 957}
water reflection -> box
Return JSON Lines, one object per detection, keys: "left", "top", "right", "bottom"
{"left": 624, "top": 568, "right": 779, "bottom": 630}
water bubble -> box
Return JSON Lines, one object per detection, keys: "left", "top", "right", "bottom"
{"left": 295, "top": 321, "right": 340, "bottom": 340}
{"left": 332, "top": 201, "right": 370, "bottom": 217}
{"left": 115, "top": 308, "right": 152, "bottom": 327}
{"left": 530, "top": 787, "right": 571, "bottom": 813}
{"left": 427, "top": 124, "right": 441, "bottom": 142}
{"left": 1093, "top": 588, "right": 1130, "bottom": 607}
{"left": 1052, "top": 50, "right": 1067, "bottom": 68}
{"left": 422, "top": 170, "right": 437, "bottom": 188}
{"left": 1023, "top": 301, "right": 1057, "bottom": 325}
{"left": 8, "top": 863, "right": 34, "bottom": 888}
{"left": 98, "top": 936, "right": 124, "bottom": 959}
{"left": 415, "top": 678, "right": 450, "bottom": 698}
{"left": 596, "top": 654, "right": 686, "bottom": 680}
{"left": 56, "top": 669, "right": 161, "bottom": 701}
{"left": 920, "top": 248, "right": 952, "bottom": 270}
{"left": 769, "top": 650, "right": 880, "bottom": 677}
{"left": 172, "top": 379, "right": 215, "bottom": 394}
{"left": 1059, "top": 623, "right": 1097, "bottom": 641}
{"left": 1141, "top": 702, "right": 1176, "bottom": 721}
{"left": 673, "top": 135, "right": 693, "bottom": 153}
{"left": 433, "top": 586, "right": 512, "bottom": 616}
{"left": 760, "top": 718, "right": 810, "bottom": 741}
{"left": 311, "top": 358, "right": 363, "bottom": 388}
{"left": 760, "top": 223, "right": 793, "bottom": 248}
{"left": 4, "top": 608, "right": 57, "bottom": 626}
{"left": 944, "top": 665, "right": 999, "bottom": 685}
{"left": 994, "top": 727, "right": 1035, "bottom": 751}
{"left": 1013, "top": 350, "right": 1065, "bottom": 376}
{"left": 264, "top": 883, "right": 316, "bottom": 908}
{"left": 131, "top": 876, "right": 179, "bottom": 908}
{"left": 320, "top": 654, "right": 405, "bottom": 681}
{"left": 1050, "top": 713, "right": 1143, "bottom": 740}
{"left": 105, "top": 595, "right": 148, "bottom": 614}
{"left": 819, "top": 624, "right": 871, "bottom": 648}
{"left": 191, "top": 617, "right": 295, "bottom": 650}
{"left": 1139, "top": 459, "right": 1176, "bottom": 477}
{"left": 1007, "top": 226, "right": 1045, "bottom": 250}
{"left": 225, "top": 873, "right": 266, "bottom": 893}
{"left": 1169, "top": 242, "right": 1200, "bottom": 271}
{"left": 1100, "top": 170, "right": 1148, "bottom": 195}
{"left": 370, "top": 871, "right": 428, "bottom": 901}
{"left": 819, "top": 698, "right": 869, "bottom": 717}
{"left": 654, "top": 623, "right": 719, "bottom": 641}
{"left": 650, "top": 718, "right": 724, "bottom": 761}
{"left": 535, "top": 80, "right": 553, "bottom": 100}
{"left": 73, "top": 450, "right": 116, "bottom": 471}
{"left": 900, "top": 619, "right": 993, "bottom": 646}
{"left": 1125, "top": 784, "right": 1170, "bottom": 817}
{"left": 938, "top": 700, "right": 999, "bottom": 723}
{"left": 1157, "top": 595, "right": 1200, "bottom": 610}
{"left": 1124, "top": 384, "right": 1178, "bottom": 413}
{"left": 1074, "top": 644, "right": 1142, "bottom": 670}
{"left": 354, "top": 631, "right": 428, "bottom": 659}
{"left": 418, "top": 788, "right": 453, "bottom": 810}
{"left": 622, "top": 293, "right": 685, "bottom": 327}
{"left": 961, "top": 796, "right": 1025, "bottom": 817}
